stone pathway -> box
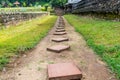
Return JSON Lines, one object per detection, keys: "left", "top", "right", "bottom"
{"left": 47, "top": 17, "right": 70, "bottom": 53}
{"left": 0, "top": 16, "right": 117, "bottom": 80}
{"left": 47, "top": 17, "right": 82, "bottom": 80}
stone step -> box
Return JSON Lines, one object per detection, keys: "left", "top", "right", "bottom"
{"left": 59, "top": 21, "right": 64, "bottom": 22}
{"left": 59, "top": 19, "right": 64, "bottom": 21}
{"left": 59, "top": 21, "right": 64, "bottom": 23}
{"left": 52, "top": 38, "right": 69, "bottom": 42}
{"left": 53, "top": 32, "right": 66, "bottom": 35}
{"left": 59, "top": 20, "right": 64, "bottom": 21}
{"left": 47, "top": 45, "right": 70, "bottom": 53}
{"left": 56, "top": 27, "right": 64, "bottom": 29}
{"left": 57, "top": 25, "right": 64, "bottom": 27}
{"left": 48, "top": 63, "right": 82, "bottom": 80}
{"left": 55, "top": 29, "right": 66, "bottom": 32}
{"left": 58, "top": 25, "right": 64, "bottom": 27}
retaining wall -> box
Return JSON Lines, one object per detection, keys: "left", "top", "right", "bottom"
{"left": 72, "top": 0, "right": 120, "bottom": 14}
{"left": 0, "top": 12, "right": 49, "bottom": 26}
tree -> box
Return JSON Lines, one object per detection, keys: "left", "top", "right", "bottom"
{"left": 0, "top": 0, "right": 67, "bottom": 7}
{"left": 50, "top": 0, "right": 67, "bottom": 7}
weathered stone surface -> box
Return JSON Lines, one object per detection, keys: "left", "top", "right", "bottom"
{"left": 52, "top": 37, "right": 69, "bottom": 42}
{"left": 48, "top": 63, "right": 82, "bottom": 80}
{"left": 0, "top": 12, "right": 49, "bottom": 26}
{"left": 47, "top": 45, "right": 70, "bottom": 53}
{"left": 53, "top": 32, "right": 66, "bottom": 35}
{"left": 71, "top": 0, "right": 120, "bottom": 15}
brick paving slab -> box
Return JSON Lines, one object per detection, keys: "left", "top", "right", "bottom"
{"left": 57, "top": 25, "right": 64, "bottom": 27}
{"left": 48, "top": 63, "right": 82, "bottom": 80}
{"left": 56, "top": 29, "right": 66, "bottom": 32}
{"left": 59, "top": 20, "right": 63, "bottom": 22}
{"left": 56, "top": 27, "right": 65, "bottom": 29}
{"left": 52, "top": 38, "right": 69, "bottom": 42}
{"left": 59, "top": 20, "right": 63, "bottom": 21}
{"left": 53, "top": 32, "right": 66, "bottom": 35}
{"left": 59, "top": 19, "right": 64, "bottom": 21}
{"left": 58, "top": 24, "right": 65, "bottom": 27}
{"left": 56, "top": 27, "right": 64, "bottom": 29}
{"left": 58, "top": 26, "right": 64, "bottom": 28}
{"left": 59, "top": 21, "right": 64, "bottom": 24}
{"left": 58, "top": 22, "right": 64, "bottom": 24}
{"left": 47, "top": 45, "right": 70, "bottom": 53}
{"left": 59, "top": 20, "right": 64, "bottom": 22}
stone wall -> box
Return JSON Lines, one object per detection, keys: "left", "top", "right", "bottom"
{"left": 72, "top": 0, "right": 120, "bottom": 13}
{"left": 0, "top": 12, "right": 49, "bottom": 26}
{"left": 70, "top": 0, "right": 120, "bottom": 20}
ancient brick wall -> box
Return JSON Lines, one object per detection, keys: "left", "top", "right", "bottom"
{"left": 72, "top": 0, "right": 120, "bottom": 14}
{"left": 0, "top": 12, "right": 49, "bottom": 26}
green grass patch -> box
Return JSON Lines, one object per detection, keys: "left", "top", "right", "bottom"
{"left": 0, "top": 7, "right": 47, "bottom": 12}
{"left": 64, "top": 14, "right": 120, "bottom": 79}
{"left": 0, "top": 15, "right": 57, "bottom": 70}
{"left": 0, "top": 7, "right": 53, "bottom": 13}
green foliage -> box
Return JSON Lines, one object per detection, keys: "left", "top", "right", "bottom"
{"left": 0, "top": 0, "right": 67, "bottom": 7}
{"left": 0, "top": 57, "right": 9, "bottom": 70}
{"left": 29, "top": 3, "right": 33, "bottom": 7}
{"left": 65, "top": 14, "right": 120, "bottom": 79}
{"left": 0, "top": 15, "right": 57, "bottom": 70}
{"left": 0, "top": 0, "right": 51, "bottom": 7}
{"left": 22, "top": 2, "right": 27, "bottom": 7}
{"left": 8, "top": 2, "right": 13, "bottom": 7}
{"left": 50, "top": 0, "right": 67, "bottom": 7}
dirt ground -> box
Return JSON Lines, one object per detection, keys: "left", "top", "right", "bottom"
{"left": 0, "top": 16, "right": 117, "bottom": 80}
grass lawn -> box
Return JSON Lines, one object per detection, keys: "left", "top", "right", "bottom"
{"left": 0, "top": 15, "right": 57, "bottom": 69}
{"left": 65, "top": 14, "right": 120, "bottom": 79}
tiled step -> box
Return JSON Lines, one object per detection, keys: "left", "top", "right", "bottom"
{"left": 47, "top": 45, "right": 70, "bottom": 53}
{"left": 48, "top": 63, "right": 82, "bottom": 80}
{"left": 52, "top": 38, "right": 69, "bottom": 42}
